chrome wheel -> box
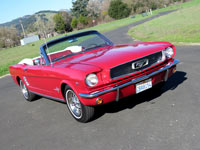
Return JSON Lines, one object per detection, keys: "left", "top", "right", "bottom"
{"left": 64, "top": 86, "right": 95, "bottom": 122}
{"left": 66, "top": 90, "right": 82, "bottom": 119}
{"left": 20, "top": 80, "right": 29, "bottom": 99}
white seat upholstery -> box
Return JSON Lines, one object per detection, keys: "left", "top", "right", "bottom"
{"left": 64, "top": 46, "right": 82, "bottom": 53}
{"left": 18, "top": 58, "right": 34, "bottom": 66}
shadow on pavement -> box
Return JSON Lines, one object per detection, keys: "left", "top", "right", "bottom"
{"left": 92, "top": 71, "right": 187, "bottom": 121}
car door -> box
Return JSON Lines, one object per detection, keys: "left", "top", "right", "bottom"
{"left": 24, "top": 64, "right": 64, "bottom": 100}
{"left": 23, "top": 64, "right": 52, "bottom": 95}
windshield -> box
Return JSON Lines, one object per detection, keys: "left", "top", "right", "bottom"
{"left": 44, "top": 32, "right": 111, "bottom": 62}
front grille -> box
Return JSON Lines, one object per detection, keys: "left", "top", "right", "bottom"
{"left": 110, "top": 51, "right": 163, "bottom": 79}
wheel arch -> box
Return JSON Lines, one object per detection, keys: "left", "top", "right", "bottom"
{"left": 16, "top": 76, "right": 21, "bottom": 86}
{"left": 60, "top": 80, "right": 81, "bottom": 102}
{"left": 61, "top": 82, "right": 67, "bottom": 99}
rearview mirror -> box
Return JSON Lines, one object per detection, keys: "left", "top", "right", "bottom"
{"left": 35, "top": 58, "right": 41, "bottom": 66}
{"left": 68, "top": 38, "right": 78, "bottom": 43}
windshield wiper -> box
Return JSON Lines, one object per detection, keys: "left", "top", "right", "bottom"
{"left": 52, "top": 53, "right": 75, "bottom": 62}
{"left": 85, "top": 43, "right": 108, "bottom": 51}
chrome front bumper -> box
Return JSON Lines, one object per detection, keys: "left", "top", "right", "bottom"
{"left": 79, "top": 59, "right": 180, "bottom": 101}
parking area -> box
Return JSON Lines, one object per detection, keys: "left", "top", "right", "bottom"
{"left": 1, "top": 44, "right": 200, "bottom": 150}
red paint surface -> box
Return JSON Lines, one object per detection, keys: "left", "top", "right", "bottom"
{"left": 9, "top": 42, "right": 177, "bottom": 105}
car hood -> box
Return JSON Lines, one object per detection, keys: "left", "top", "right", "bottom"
{"left": 67, "top": 42, "right": 171, "bottom": 69}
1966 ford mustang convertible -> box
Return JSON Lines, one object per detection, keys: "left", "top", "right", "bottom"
{"left": 9, "top": 30, "right": 179, "bottom": 122}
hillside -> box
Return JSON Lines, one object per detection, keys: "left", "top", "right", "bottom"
{"left": 128, "top": 0, "right": 200, "bottom": 43}
{"left": 0, "top": 10, "right": 58, "bottom": 34}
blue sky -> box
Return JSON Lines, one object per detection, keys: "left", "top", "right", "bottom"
{"left": 0, "top": 0, "right": 72, "bottom": 24}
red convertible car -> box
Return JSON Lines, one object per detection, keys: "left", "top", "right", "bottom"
{"left": 9, "top": 30, "right": 179, "bottom": 122}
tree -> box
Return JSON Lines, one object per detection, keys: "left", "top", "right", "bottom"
{"left": 108, "top": 0, "right": 131, "bottom": 19}
{"left": 36, "top": 18, "right": 55, "bottom": 38}
{"left": 78, "top": 15, "right": 88, "bottom": 25}
{"left": 60, "top": 11, "right": 73, "bottom": 32}
{"left": 71, "top": 17, "right": 78, "bottom": 28}
{"left": 132, "top": 1, "right": 146, "bottom": 13}
{"left": 71, "top": 0, "right": 89, "bottom": 18}
{"left": 86, "top": 0, "right": 101, "bottom": 18}
{"left": 0, "top": 26, "right": 20, "bottom": 49}
{"left": 130, "top": 0, "right": 163, "bottom": 14}
{"left": 53, "top": 13, "right": 66, "bottom": 33}
{"left": 100, "top": 0, "right": 111, "bottom": 20}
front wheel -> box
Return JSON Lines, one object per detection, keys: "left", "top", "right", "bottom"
{"left": 65, "top": 86, "right": 95, "bottom": 123}
{"left": 19, "top": 80, "right": 36, "bottom": 102}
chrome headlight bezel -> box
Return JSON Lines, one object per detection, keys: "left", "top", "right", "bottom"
{"left": 157, "top": 51, "right": 166, "bottom": 63}
{"left": 85, "top": 73, "right": 98, "bottom": 87}
{"left": 164, "top": 47, "right": 174, "bottom": 59}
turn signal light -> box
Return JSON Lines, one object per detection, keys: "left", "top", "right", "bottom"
{"left": 172, "top": 67, "right": 176, "bottom": 73}
{"left": 96, "top": 98, "right": 103, "bottom": 105}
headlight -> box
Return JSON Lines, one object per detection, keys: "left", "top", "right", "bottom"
{"left": 157, "top": 51, "right": 166, "bottom": 63}
{"left": 85, "top": 73, "right": 98, "bottom": 87}
{"left": 164, "top": 47, "right": 174, "bottom": 58}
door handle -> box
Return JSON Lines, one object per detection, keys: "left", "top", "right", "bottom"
{"left": 24, "top": 68, "right": 27, "bottom": 71}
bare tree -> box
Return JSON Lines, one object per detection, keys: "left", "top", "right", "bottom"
{"left": 87, "top": 0, "right": 102, "bottom": 18}
{"left": 0, "top": 26, "right": 20, "bottom": 49}
{"left": 100, "top": 0, "right": 112, "bottom": 21}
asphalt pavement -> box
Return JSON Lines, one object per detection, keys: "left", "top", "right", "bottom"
{"left": 1, "top": 11, "right": 200, "bottom": 150}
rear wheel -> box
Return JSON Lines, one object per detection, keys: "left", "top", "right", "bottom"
{"left": 19, "top": 80, "right": 36, "bottom": 102}
{"left": 65, "top": 86, "right": 95, "bottom": 123}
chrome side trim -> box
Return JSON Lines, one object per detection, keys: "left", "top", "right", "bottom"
{"left": 30, "top": 90, "right": 64, "bottom": 103}
{"left": 79, "top": 59, "right": 180, "bottom": 99}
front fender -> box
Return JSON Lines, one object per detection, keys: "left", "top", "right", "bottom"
{"left": 60, "top": 79, "right": 90, "bottom": 105}
{"left": 58, "top": 63, "right": 102, "bottom": 104}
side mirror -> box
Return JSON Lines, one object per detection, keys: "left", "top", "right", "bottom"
{"left": 35, "top": 58, "right": 41, "bottom": 66}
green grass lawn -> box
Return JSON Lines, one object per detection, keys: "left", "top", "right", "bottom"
{"left": 128, "top": 0, "right": 200, "bottom": 43}
{"left": 0, "top": 0, "right": 197, "bottom": 76}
